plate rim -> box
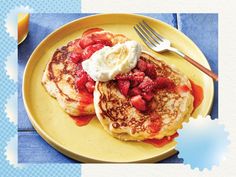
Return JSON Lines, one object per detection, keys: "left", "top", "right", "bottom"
{"left": 22, "top": 13, "right": 214, "bottom": 163}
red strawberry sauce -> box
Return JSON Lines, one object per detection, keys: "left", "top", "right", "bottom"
{"left": 143, "top": 133, "right": 179, "bottom": 147}
{"left": 69, "top": 28, "right": 112, "bottom": 127}
{"left": 189, "top": 79, "right": 204, "bottom": 110}
{"left": 70, "top": 115, "right": 95, "bottom": 126}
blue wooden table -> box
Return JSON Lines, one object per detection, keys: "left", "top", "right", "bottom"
{"left": 18, "top": 13, "right": 218, "bottom": 163}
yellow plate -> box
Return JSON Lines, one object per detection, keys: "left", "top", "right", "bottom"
{"left": 23, "top": 14, "right": 214, "bottom": 162}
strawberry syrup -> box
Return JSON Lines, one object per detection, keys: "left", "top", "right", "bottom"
{"left": 70, "top": 91, "right": 94, "bottom": 126}
{"left": 189, "top": 79, "right": 204, "bottom": 110}
{"left": 70, "top": 115, "right": 95, "bottom": 126}
{"left": 143, "top": 133, "right": 179, "bottom": 147}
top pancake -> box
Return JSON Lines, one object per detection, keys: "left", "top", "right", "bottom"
{"left": 94, "top": 52, "right": 194, "bottom": 141}
{"left": 42, "top": 30, "right": 128, "bottom": 116}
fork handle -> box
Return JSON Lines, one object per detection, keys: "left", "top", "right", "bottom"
{"left": 183, "top": 55, "right": 218, "bottom": 81}
{"left": 169, "top": 47, "right": 218, "bottom": 81}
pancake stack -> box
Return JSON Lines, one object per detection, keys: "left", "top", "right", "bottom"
{"left": 42, "top": 29, "right": 194, "bottom": 142}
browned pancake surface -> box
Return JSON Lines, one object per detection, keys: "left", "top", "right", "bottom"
{"left": 94, "top": 52, "right": 194, "bottom": 141}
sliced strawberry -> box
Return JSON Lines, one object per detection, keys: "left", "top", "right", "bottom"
{"left": 130, "top": 95, "right": 146, "bottom": 111}
{"left": 115, "top": 71, "right": 145, "bottom": 82}
{"left": 85, "top": 81, "right": 95, "bottom": 93}
{"left": 137, "top": 59, "right": 147, "bottom": 72}
{"left": 89, "top": 43, "right": 105, "bottom": 52}
{"left": 74, "top": 47, "right": 83, "bottom": 55}
{"left": 129, "top": 87, "right": 141, "bottom": 96}
{"left": 76, "top": 63, "right": 83, "bottom": 70}
{"left": 91, "top": 32, "right": 114, "bottom": 46}
{"left": 142, "top": 92, "right": 154, "bottom": 101}
{"left": 70, "top": 52, "right": 83, "bottom": 63}
{"left": 132, "top": 68, "right": 140, "bottom": 73}
{"left": 82, "top": 44, "right": 104, "bottom": 60}
{"left": 130, "top": 80, "right": 139, "bottom": 88}
{"left": 118, "top": 80, "right": 130, "bottom": 96}
{"left": 132, "top": 71, "right": 145, "bottom": 81}
{"left": 76, "top": 69, "right": 86, "bottom": 77}
{"left": 79, "top": 36, "right": 95, "bottom": 49}
{"left": 74, "top": 38, "right": 82, "bottom": 49}
{"left": 138, "top": 76, "right": 155, "bottom": 93}
{"left": 93, "top": 38, "right": 113, "bottom": 47}
{"left": 87, "top": 74, "right": 95, "bottom": 83}
{"left": 145, "top": 63, "right": 157, "bottom": 79}
{"left": 115, "top": 74, "right": 131, "bottom": 80}
{"left": 82, "top": 28, "right": 104, "bottom": 37}
{"left": 76, "top": 73, "right": 88, "bottom": 89}
{"left": 155, "top": 77, "right": 175, "bottom": 90}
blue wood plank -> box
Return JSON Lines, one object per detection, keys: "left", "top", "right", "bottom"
{"left": 18, "top": 131, "right": 77, "bottom": 163}
{"left": 177, "top": 14, "right": 218, "bottom": 119}
{"left": 142, "top": 13, "right": 177, "bottom": 28}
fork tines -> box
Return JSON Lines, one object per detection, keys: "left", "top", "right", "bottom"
{"left": 134, "top": 21, "right": 164, "bottom": 48}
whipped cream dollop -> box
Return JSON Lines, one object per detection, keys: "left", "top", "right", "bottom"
{"left": 82, "top": 40, "right": 142, "bottom": 82}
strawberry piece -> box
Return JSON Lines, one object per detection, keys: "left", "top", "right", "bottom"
{"left": 93, "top": 38, "right": 113, "bottom": 47}
{"left": 73, "top": 46, "right": 83, "bottom": 54}
{"left": 155, "top": 77, "right": 175, "bottom": 90}
{"left": 76, "top": 73, "right": 88, "bottom": 89}
{"left": 132, "top": 68, "right": 140, "bottom": 73}
{"left": 138, "top": 76, "right": 155, "bottom": 93}
{"left": 82, "top": 28, "right": 104, "bottom": 37}
{"left": 79, "top": 36, "right": 95, "bottom": 49}
{"left": 91, "top": 32, "right": 114, "bottom": 46}
{"left": 82, "top": 44, "right": 104, "bottom": 60}
{"left": 137, "top": 59, "right": 147, "bottom": 72}
{"left": 85, "top": 81, "right": 95, "bottom": 93}
{"left": 70, "top": 52, "right": 83, "bottom": 63}
{"left": 115, "top": 73, "right": 130, "bottom": 80}
{"left": 130, "top": 80, "right": 139, "bottom": 88}
{"left": 129, "top": 87, "right": 141, "bottom": 96}
{"left": 132, "top": 71, "right": 145, "bottom": 81}
{"left": 76, "top": 63, "right": 83, "bottom": 70}
{"left": 145, "top": 63, "right": 157, "bottom": 79}
{"left": 115, "top": 71, "right": 145, "bottom": 82}
{"left": 142, "top": 92, "right": 154, "bottom": 101}
{"left": 89, "top": 43, "right": 105, "bottom": 52}
{"left": 118, "top": 80, "right": 130, "bottom": 96}
{"left": 74, "top": 38, "right": 82, "bottom": 49}
{"left": 76, "top": 69, "right": 86, "bottom": 77}
{"left": 87, "top": 75, "right": 95, "bottom": 83}
{"left": 81, "top": 47, "right": 93, "bottom": 59}
{"left": 130, "top": 95, "right": 146, "bottom": 111}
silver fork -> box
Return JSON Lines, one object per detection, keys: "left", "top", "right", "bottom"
{"left": 134, "top": 21, "right": 218, "bottom": 81}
